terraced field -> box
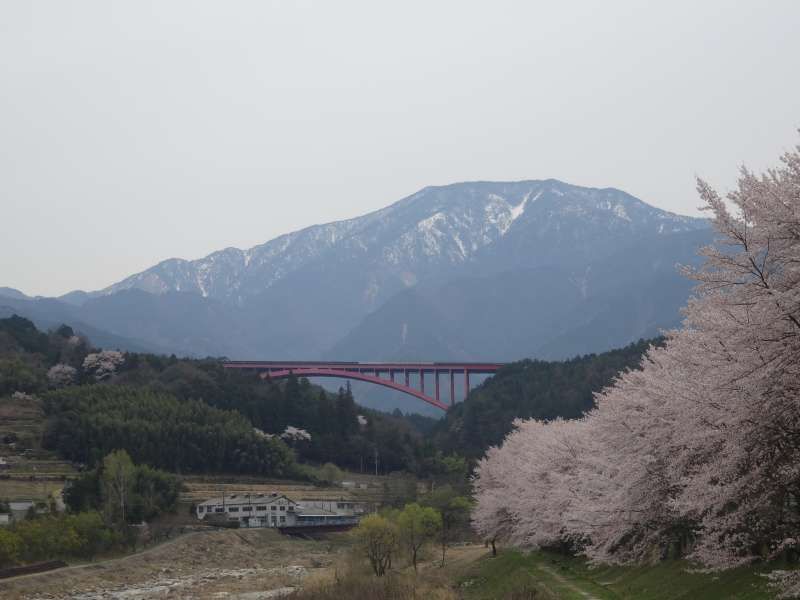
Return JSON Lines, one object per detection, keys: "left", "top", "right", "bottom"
{"left": 0, "top": 392, "right": 78, "bottom": 503}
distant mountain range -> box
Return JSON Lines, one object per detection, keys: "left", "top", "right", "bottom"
{"left": 2, "top": 180, "right": 711, "bottom": 362}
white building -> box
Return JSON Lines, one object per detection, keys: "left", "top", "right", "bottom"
{"left": 195, "top": 492, "right": 361, "bottom": 528}
{"left": 196, "top": 493, "right": 297, "bottom": 528}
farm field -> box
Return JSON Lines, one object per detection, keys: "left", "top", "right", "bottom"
{"left": 181, "top": 469, "right": 419, "bottom": 507}
{"left": 0, "top": 477, "right": 66, "bottom": 502}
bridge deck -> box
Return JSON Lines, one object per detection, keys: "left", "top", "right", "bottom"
{"left": 224, "top": 360, "right": 504, "bottom": 371}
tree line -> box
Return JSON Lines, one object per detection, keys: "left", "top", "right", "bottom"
{"left": 93, "top": 352, "right": 459, "bottom": 479}
{"left": 0, "top": 450, "right": 180, "bottom": 568}
{"left": 472, "top": 142, "right": 800, "bottom": 596}
{"left": 352, "top": 484, "right": 471, "bottom": 576}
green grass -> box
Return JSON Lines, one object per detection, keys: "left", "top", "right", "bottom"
{"left": 460, "top": 550, "right": 780, "bottom": 600}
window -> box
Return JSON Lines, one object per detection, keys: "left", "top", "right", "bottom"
{"left": 229, "top": 507, "right": 239, "bottom": 513}
{"left": 242, "top": 506, "right": 252, "bottom": 512}
{"left": 271, "top": 506, "right": 277, "bottom": 511}
{"left": 280, "top": 516, "right": 285, "bottom": 523}
{"left": 199, "top": 506, "right": 205, "bottom": 512}
{"left": 215, "top": 508, "right": 224, "bottom": 513}
{"left": 279, "top": 505, "right": 285, "bottom": 511}
{"left": 256, "top": 505, "right": 266, "bottom": 511}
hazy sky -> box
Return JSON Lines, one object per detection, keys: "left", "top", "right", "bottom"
{"left": 2, "top": 1, "right": 799, "bottom": 296}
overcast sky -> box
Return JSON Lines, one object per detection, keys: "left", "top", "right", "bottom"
{"left": 2, "top": 1, "right": 799, "bottom": 296}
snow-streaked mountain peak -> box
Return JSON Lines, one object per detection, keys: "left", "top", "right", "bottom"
{"left": 101, "top": 180, "right": 708, "bottom": 307}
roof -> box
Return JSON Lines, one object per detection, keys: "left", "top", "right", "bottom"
{"left": 296, "top": 507, "right": 339, "bottom": 517}
{"left": 197, "top": 493, "right": 295, "bottom": 507}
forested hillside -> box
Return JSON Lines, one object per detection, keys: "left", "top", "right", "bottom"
{"left": 43, "top": 386, "right": 299, "bottom": 476}
{"left": 0, "top": 315, "right": 449, "bottom": 478}
{"left": 0, "top": 312, "right": 665, "bottom": 478}
{"left": 434, "top": 338, "right": 659, "bottom": 458}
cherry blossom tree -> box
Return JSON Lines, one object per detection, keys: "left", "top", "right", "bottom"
{"left": 47, "top": 363, "right": 77, "bottom": 387}
{"left": 82, "top": 350, "right": 125, "bottom": 381}
{"left": 472, "top": 139, "right": 800, "bottom": 587}
{"left": 568, "top": 340, "right": 699, "bottom": 564}
{"left": 673, "top": 145, "right": 800, "bottom": 569}
{"left": 473, "top": 418, "right": 591, "bottom": 552}
{"left": 472, "top": 424, "right": 526, "bottom": 551}
{"left": 280, "top": 425, "right": 312, "bottom": 442}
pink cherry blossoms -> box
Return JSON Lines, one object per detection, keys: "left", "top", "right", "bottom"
{"left": 473, "top": 141, "right": 800, "bottom": 581}
{"left": 82, "top": 350, "right": 125, "bottom": 380}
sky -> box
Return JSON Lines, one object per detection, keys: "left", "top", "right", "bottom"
{"left": 2, "top": 1, "right": 799, "bottom": 297}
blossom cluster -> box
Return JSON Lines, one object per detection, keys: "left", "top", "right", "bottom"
{"left": 47, "top": 363, "right": 77, "bottom": 387}
{"left": 82, "top": 350, "right": 125, "bottom": 380}
{"left": 473, "top": 143, "right": 800, "bottom": 582}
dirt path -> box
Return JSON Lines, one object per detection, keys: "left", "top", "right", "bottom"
{"left": 536, "top": 563, "right": 603, "bottom": 600}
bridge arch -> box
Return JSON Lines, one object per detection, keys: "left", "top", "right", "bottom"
{"left": 263, "top": 368, "right": 449, "bottom": 410}
{"left": 223, "top": 361, "right": 504, "bottom": 411}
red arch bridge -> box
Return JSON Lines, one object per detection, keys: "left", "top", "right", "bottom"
{"left": 222, "top": 361, "right": 505, "bottom": 411}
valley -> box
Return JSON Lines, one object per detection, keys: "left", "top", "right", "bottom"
{"left": 1, "top": 156, "right": 798, "bottom": 600}
{"left": 3, "top": 4, "right": 798, "bottom": 597}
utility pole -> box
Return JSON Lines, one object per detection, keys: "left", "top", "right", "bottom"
{"left": 374, "top": 446, "right": 378, "bottom": 476}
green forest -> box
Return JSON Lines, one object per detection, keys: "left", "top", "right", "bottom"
{"left": 0, "top": 314, "right": 655, "bottom": 478}
{"left": 432, "top": 338, "right": 658, "bottom": 458}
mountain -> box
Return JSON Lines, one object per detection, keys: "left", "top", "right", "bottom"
{"left": 329, "top": 228, "right": 708, "bottom": 361}
{"left": 101, "top": 180, "right": 704, "bottom": 305}
{"left": 0, "top": 294, "right": 170, "bottom": 354}
{"left": 0, "top": 287, "right": 31, "bottom": 301}
{"left": 1, "top": 179, "right": 711, "bottom": 369}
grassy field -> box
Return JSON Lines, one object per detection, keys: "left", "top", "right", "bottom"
{"left": 459, "top": 550, "right": 780, "bottom": 600}
{"left": 286, "top": 543, "right": 488, "bottom": 600}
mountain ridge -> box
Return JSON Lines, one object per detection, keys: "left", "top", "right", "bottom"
{"left": 1, "top": 179, "right": 711, "bottom": 375}
{"left": 94, "top": 179, "right": 707, "bottom": 306}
